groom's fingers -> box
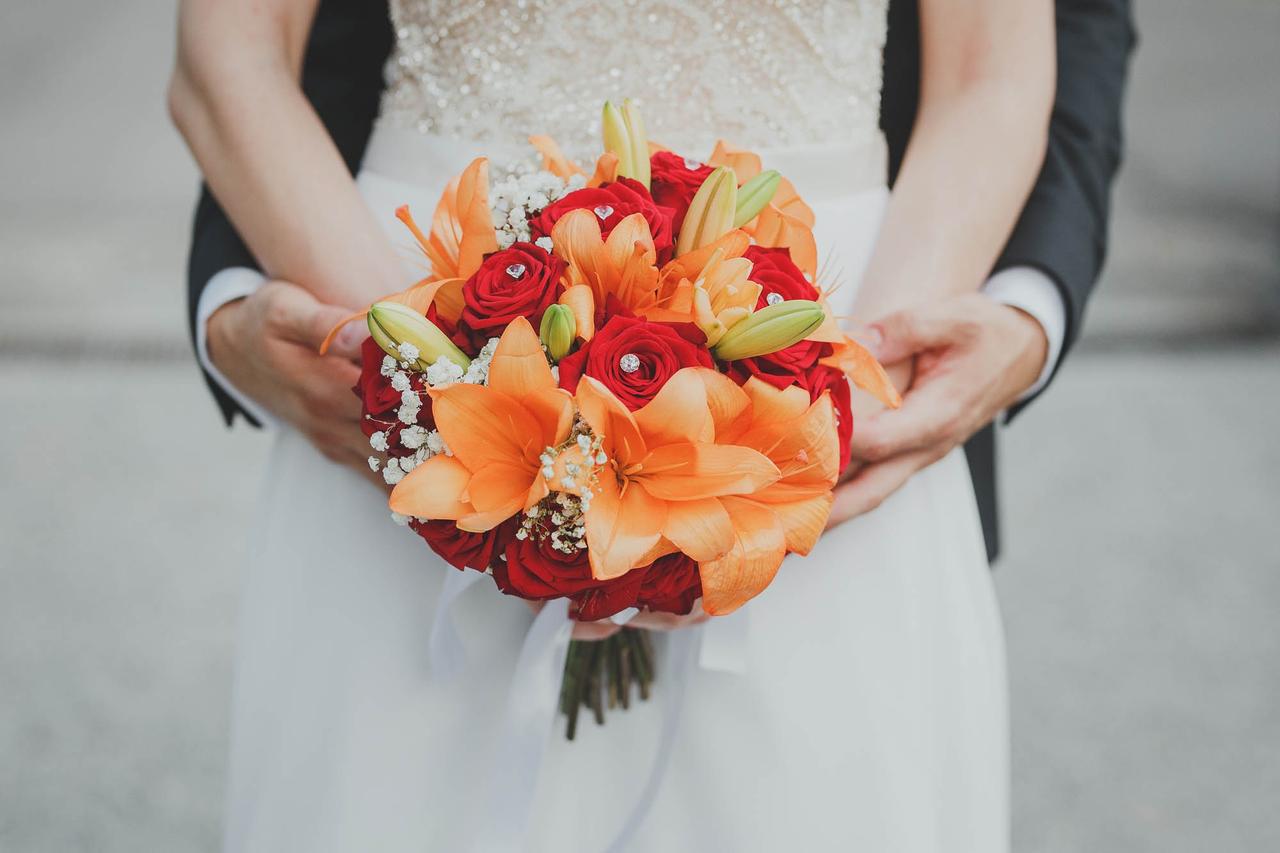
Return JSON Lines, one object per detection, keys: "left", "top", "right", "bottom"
{"left": 868, "top": 298, "right": 979, "bottom": 365}
{"left": 263, "top": 281, "right": 356, "bottom": 355}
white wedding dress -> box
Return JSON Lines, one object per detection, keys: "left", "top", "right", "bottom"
{"left": 224, "top": 2, "right": 1008, "bottom": 850}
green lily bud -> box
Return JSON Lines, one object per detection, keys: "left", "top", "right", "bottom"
{"left": 539, "top": 304, "right": 576, "bottom": 362}
{"left": 676, "top": 166, "right": 738, "bottom": 257}
{"left": 368, "top": 301, "right": 471, "bottom": 372}
{"left": 733, "top": 169, "right": 781, "bottom": 228}
{"left": 621, "top": 99, "right": 651, "bottom": 188}
{"left": 711, "top": 299, "right": 827, "bottom": 362}
{"left": 601, "top": 101, "right": 634, "bottom": 179}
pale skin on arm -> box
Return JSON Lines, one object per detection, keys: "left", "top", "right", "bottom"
{"left": 168, "top": 0, "right": 405, "bottom": 309}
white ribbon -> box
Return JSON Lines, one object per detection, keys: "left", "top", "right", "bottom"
{"left": 426, "top": 575, "right": 746, "bottom": 851}
{"left": 471, "top": 598, "right": 575, "bottom": 852}
{"left": 428, "top": 568, "right": 485, "bottom": 681}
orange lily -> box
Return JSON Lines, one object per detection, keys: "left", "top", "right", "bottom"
{"left": 388, "top": 317, "right": 574, "bottom": 531}
{"left": 575, "top": 368, "right": 781, "bottom": 581}
{"left": 678, "top": 374, "right": 840, "bottom": 615}
{"left": 551, "top": 209, "right": 662, "bottom": 319}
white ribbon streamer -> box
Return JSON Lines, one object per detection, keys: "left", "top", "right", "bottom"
{"left": 471, "top": 598, "right": 575, "bottom": 853}
{"left": 428, "top": 568, "right": 485, "bottom": 681}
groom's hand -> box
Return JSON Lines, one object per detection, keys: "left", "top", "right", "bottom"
{"left": 207, "top": 280, "right": 371, "bottom": 471}
{"left": 826, "top": 294, "right": 1048, "bottom": 527}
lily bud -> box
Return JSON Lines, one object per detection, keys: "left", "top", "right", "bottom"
{"left": 601, "top": 101, "right": 635, "bottom": 180}
{"left": 368, "top": 301, "right": 471, "bottom": 371}
{"left": 711, "top": 299, "right": 826, "bottom": 362}
{"left": 676, "top": 166, "right": 738, "bottom": 257}
{"left": 621, "top": 99, "right": 651, "bottom": 188}
{"left": 538, "top": 303, "right": 576, "bottom": 362}
{"left": 733, "top": 169, "right": 781, "bottom": 227}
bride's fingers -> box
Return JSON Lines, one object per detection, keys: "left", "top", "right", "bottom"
{"left": 826, "top": 448, "right": 933, "bottom": 527}
{"left": 572, "top": 620, "right": 621, "bottom": 641}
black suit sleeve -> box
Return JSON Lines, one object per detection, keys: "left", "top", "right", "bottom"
{"left": 995, "top": 0, "right": 1137, "bottom": 412}
{"left": 184, "top": 0, "right": 393, "bottom": 427}
{"left": 882, "top": 0, "right": 1137, "bottom": 408}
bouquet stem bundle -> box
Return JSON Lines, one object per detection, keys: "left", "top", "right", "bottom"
{"left": 559, "top": 630, "right": 656, "bottom": 740}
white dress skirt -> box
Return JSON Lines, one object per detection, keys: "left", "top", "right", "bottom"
{"left": 222, "top": 125, "right": 1009, "bottom": 853}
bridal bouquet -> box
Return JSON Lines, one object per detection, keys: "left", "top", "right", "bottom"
{"left": 328, "top": 101, "right": 899, "bottom": 736}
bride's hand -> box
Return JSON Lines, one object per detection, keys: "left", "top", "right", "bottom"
{"left": 521, "top": 600, "right": 622, "bottom": 641}
{"left": 625, "top": 605, "right": 711, "bottom": 632}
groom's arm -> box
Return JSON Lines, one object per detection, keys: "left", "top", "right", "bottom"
{"left": 832, "top": 0, "right": 1136, "bottom": 524}
{"left": 993, "top": 0, "right": 1137, "bottom": 412}
{"left": 184, "top": 0, "right": 392, "bottom": 426}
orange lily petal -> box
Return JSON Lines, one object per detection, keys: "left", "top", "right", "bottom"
{"left": 527, "top": 135, "right": 583, "bottom": 179}
{"left": 585, "top": 474, "right": 666, "bottom": 580}
{"left": 389, "top": 454, "right": 474, "bottom": 520}
{"left": 559, "top": 284, "right": 596, "bottom": 341}
{"left": 820, "top": 337, "right": 902, "bottom": 409}
{"left": 487, "top": 317, "right": 555, "bottom": 397}
{"left": 636, "top": 443, "right": 779, "bottom": 501}
{"left": 464, "top": 461, "right": 537, "bottom": 516}
{"left": 575, "top": 377, "right": 646, "bottom": 465}
{"left": 588, "top": 152, "right": 619, "bottom": 188}
{"left": 633, "top": 368, "right": 716, "bottom": 447}
{"left": 767, "top": 493, "right": 834, "bottom": 556}
{"left": 698, "top": 496, "right": 787, "bottom": 615}
{"left": 430, "top": 384, "right": 541, "bottom": 471}
{"left": 662, "top": 497, "right": 735, "bottom": 561}
{"left": 708, "top": 140, "right": 762, "bottom": 182}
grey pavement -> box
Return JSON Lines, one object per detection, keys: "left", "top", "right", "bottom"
{"left": 1, "top": 1, "right": 1278, "bottom": 851}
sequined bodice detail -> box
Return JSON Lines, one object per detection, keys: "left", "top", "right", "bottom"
{"left": 382, "top": 0, "right": 888, "bottom": 160}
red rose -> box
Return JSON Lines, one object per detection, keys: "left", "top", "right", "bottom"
{"left": 649, "top": 151, "right": 713, "bottom": 234}
{"left": 529, "top": 178, "right": 676, "bottom": 261}
{"left": 458, "top": 242, "right": 565, "bottom": 350}
{"left": 493, "top": 537, "right": 600, "bottom": 600}
{"left": 357, "top": 337, "right": 403, "bottom": 415}
{"left": 412, "top": 519, "right": 512, "bottom": 572}
{"left": 743, "top": 245, "right": 819, "bottom": 303}
{"left": 571, "top": 571, "right": 644, "bottom": 622}
{"left": 637, "top": 553, "right": 702, "bottom": 615}
{"left": 819, "top": 366, "right": 855, "bottom": 469}
{"left": 557, "top": 314, "right": 714, "bottom": 410}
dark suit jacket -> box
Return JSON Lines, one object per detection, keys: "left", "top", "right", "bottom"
{"left": 186, "top": 0, "right": 1135, "bottom": 562}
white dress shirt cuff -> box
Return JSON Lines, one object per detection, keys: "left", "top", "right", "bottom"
{"left": 982, "top": 266, "right": 1067, "bottom": 404}
{"left": 196, "top": 267, "right": 278, "bottom": 429}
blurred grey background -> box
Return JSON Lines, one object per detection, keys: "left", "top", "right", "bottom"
{"left": 1, "top": 1, "right": 1277, "bottom": 850}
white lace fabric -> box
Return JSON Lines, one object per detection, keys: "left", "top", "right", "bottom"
{"left": 381, "top": 0, "right": 889, "bottom": 161}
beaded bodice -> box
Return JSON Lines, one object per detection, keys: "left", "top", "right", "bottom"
{"left": 381, "top": 0, "right": 889, "bottom": 161}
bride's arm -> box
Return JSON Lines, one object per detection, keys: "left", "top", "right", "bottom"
{"left": 168, "top": 0, "right": 404, "bottom": 307}
{"left": 854, "top": 0, "right": 1056, "bottom": 321}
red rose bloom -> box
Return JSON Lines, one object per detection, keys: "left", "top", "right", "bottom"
{"left": 557, "top": 314, "right": 713, "bottom": 410}
{"left": 529, "top": 178, "right": 676, "bottom": 261}
{"left": 412, "top": 519, "right": 512, "bottom": 572}
{"left": 649, "top": 151, "right": 713, "bottom": 234}
{"left": 493, "top": 537, "right": 600, "bottom": 600}
{"left": 458, "top": 242, "right": 565, "bottom": 350}
{"left": 637, "top": 553, "right": 702, "bottom": 615}
{"left": 571, "top": 571, "right": 644, "bottom": 622}
{"left": 819, "top": 366, "right": 855, "bottom": 469}
{"left": 743, "top": 245, "right": 819, "bottom": 303}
